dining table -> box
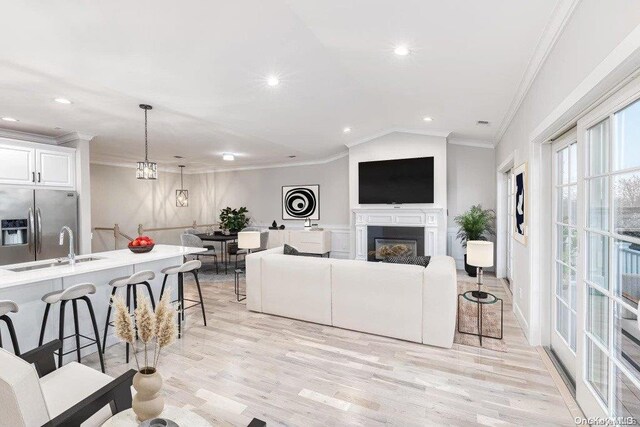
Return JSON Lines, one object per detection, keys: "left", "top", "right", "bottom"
{"left": 195, "top": 232, "right": 238, "bottom": 274}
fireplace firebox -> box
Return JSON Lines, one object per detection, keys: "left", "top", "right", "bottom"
{"left": 367, "top": 226, "right": 424, "bottom": 262}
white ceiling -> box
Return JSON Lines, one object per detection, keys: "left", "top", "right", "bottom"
{"left": 0, "top": 0, "right": 559, "bottom": 171}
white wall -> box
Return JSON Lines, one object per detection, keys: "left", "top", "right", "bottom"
{"left": 495, "top": 0, "right": 640, "bottom": 344}
{"left": 90, "top": 164, "right": 216, "bottom": 252}
{"left": 447, "top": 143, "right": 496, "bottom": 269}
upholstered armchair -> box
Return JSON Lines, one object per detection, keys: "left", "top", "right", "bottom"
{"left": 0, "top": 340, "right": 135, "bottom": 427}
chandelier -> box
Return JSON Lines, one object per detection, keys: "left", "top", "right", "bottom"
{"left": 136, "top": 104, "right": 157, "bottom": 180}
{"left": 176, "top": 165, "right": 188, "bottom": 207}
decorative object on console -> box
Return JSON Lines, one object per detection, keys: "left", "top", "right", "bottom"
{"left": 454, "top": 205, "right": 495, "bottom": 277}
{"left": 128, "top": 235, "right": 156, "bottom": 253}
{"left": 513, "top": 162, "right": 527, "bottom": 245}
{"left": 219, "top": 207, "right": 250, "bottom": 233}
{"left": 136, "top": 104, "right": 158, "bottom": 180}
{"left": 175, "top": 165, "right": 188, "bottom": 207}
{"left": 282, "top": 185, "right": 319, "bottom": 220}
{"left": 279, "top": 224, "right": 285, "bottom": 229}
{"left": 269, "top": 220, "right": 279, "bottom": 230}
{"left": 283, "top": 243, "right": 300, "bottom": 255}
{"left": 112, "top": 291, "right": 178, "bottom": 421}
{"left": 382, "top": 255, "right": 431, "bottom": 267}
{"left": 304, "top": 217, "right": 311, "bottom": 229}
{"left": 466, "top": 240, "right": 494, "bottom": 299}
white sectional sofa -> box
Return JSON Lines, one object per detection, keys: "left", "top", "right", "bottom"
{"left": 246, "top": 246, "right": 458, "bottom": 348}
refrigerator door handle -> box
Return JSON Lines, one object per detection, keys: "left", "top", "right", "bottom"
{"left": 36, "top": 208, "right": 42, "bottom": 253}
{"left": 28, "top": 208, "right": 35, "bottom": 253}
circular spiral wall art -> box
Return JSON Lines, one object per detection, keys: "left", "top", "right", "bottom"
{"left": 282, "top": 185, "right": 320, "bottom": 220}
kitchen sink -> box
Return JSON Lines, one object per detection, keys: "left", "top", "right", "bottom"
{"left": 7, "top": 257, "right": 103, "bottom": 272}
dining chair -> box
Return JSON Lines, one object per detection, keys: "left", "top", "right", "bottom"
{"left": 180, "top": 233, "right": 219, "bottom": 274}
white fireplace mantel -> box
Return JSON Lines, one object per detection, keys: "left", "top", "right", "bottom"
{"left": 352, "top": 207, "right": 446, "bottom": 260}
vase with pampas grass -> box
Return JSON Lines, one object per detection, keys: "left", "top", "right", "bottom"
{"left": 112, "top": 290, "right": 178, "bottom": 421}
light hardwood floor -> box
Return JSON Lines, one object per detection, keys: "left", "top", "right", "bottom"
{"left": 85, "top": 270, "right": 577, "bottom": 426}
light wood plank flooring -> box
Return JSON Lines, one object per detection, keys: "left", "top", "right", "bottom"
{"left": 85, "top": 271, "right": 577, "bottom": 426}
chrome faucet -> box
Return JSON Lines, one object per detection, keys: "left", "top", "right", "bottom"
{"left": 59, "top": 226, "right": 75, "bottom": 265}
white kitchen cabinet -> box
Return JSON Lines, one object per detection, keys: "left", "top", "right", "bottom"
{"left": 36, "top": 148, "right": 75, "bottom": 188}
{"left": 0, "top": 144, "right": 35, "bottom": 185}
{"left": 0, "top": 139, "right": 75, "bottom": 189}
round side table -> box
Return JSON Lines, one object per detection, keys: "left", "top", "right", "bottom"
{"left": 457, "top": 290, "right": 503, "bottom": 346}
{"left": 102, "top": 406, "right": 212, "bottom": 427}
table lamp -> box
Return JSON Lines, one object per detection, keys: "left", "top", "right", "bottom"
{"left": 467, "top": 240, "right": 494, "bottom": 299}
{"left": 238, "top": 231, "right": 261, "bottom": 254}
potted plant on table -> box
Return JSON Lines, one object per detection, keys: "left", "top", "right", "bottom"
{"left": 219, "top": 207, "right": 250, "bottom": 234}
{"left": 454, "top": 204, "right": 496, "bottom": 277}
{"left": 112, "top": 291, "right": 178, "bottom": 421}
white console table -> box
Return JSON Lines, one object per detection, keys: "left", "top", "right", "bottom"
{"left": 352, "top": 207, "right": 445, "bottom": 260}
{"left": 267, "top": 229, "right": 332, "bottom": 256}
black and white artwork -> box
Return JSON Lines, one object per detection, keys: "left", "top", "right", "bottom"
{"left": 513, "top": 163, "right": 527, "bottom": 245}
{"left": 282, "top": 185, "right": 320, "bottom": 220}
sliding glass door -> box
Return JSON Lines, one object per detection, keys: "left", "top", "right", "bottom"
{"left": 578, "top": 93, "right": 640, "bottom": 419}
{"left": 552, "top": 134, "right": 579, "bottom": 379}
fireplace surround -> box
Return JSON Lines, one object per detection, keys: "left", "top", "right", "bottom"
{"left": 367, "top": 226, "right": 424, "bottom": 261}
{"left": 353, "top": 207, "right": 445, "bottom": 260}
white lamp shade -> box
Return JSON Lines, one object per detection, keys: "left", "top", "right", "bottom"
{"left": 238, "top": 231, "right": 261, "bottom": 250}
{"left": 467, "top": 241, "right": 494, "bottom": 267}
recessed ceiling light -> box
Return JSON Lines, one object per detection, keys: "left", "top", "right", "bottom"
{"left": 54, "top": 98, "right": 72, "bottom": 104}
{"left": 477, "top": 120, "right": 490, "bottom": 125}
{"left": 173, "top": 155, "right": 184, "bottom": 159}
{"left": 343, "top": 127, "right": 352, "bottom": 134}
{"left": 288, "top": 155, "right": 297, "bottom": 158}
{"left": 222, "top": 153, "right": 235, "bottom": 161}
{"left": 266, "top": 76, "right": 280, "bottom": 87}
{"left": 394, "top": 45, "right": 410, "bottom": 56}
{"left": 1, "top": 117, "right": 18, "bottom": 122}
{"left": 423, "top": 117, "right": 433, "bottom": 122}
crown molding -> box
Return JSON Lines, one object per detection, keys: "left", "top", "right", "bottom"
{"left": 344, "top": 128, "right": 452, "bottom": 149}
{"left": 447, "top": 138, "right": 495, "bottom": 149}
{"left": 56, "top": 132, "right": 95, "bottom": 145}
{"left": 91, "top": 151, "right": 349, "bottom": 175}
{"left": 0, "top": 128, "right": 59, "bottom": 145}
{"left": 494, "top": 0, "right": 580, "bottom": 143}
{"left": 212, "top": 151, "right": 349, "bottom": 173}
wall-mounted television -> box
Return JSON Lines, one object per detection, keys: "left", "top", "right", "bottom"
{"left": 358, "top": 156, "right": 434, "bottom": 204}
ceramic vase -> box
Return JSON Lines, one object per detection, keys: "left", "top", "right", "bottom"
{"left": 132, "top": 368, "right": 164, "bottom": 421}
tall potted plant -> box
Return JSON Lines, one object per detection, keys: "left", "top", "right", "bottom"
{"left": 454, "top": 204, "right": 496, "bottom": 277}
{"left": 219, "top": 207, "right": 250, "bottom": 234}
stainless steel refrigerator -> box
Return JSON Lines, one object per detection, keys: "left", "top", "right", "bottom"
{"left": 0, "top": 188, "right": 78, "bottom": 266}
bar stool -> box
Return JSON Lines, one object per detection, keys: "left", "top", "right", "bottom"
{"left": 38, "top": 283, "right": 105, "bottom": 373}
{"left": 103, "top": 270, "right": 156, "bottom": 363}
{"left": 0, "top": 300, "right": 20, "bottom": 355}
{"left": 159, "top": 260, "right": 206, "bottom": 338}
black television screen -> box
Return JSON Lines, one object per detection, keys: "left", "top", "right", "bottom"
{"left": 358, "top": 157, "right": 434, "bottom": 204}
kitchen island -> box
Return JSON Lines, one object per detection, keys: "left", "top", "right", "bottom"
{"left": 0, "top": 244, "right": 205, "bottom": 360}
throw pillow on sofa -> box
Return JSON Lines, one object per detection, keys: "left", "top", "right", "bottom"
{"left": 283, "top": 244, "right": 301, "bottom": 256}
{"left": 383, "top": 255, "right": 431, "bottom": 267}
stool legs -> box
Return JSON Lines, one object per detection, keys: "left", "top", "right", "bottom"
{"left": 81, "top": 296, "right": 105, "bottom": 373}
{"left": 102, "top": 287, "right": 117, "bottom": 353}
{"left": 178, "top": 273, "right": 183, "bottom": 338}
{"left": 72, "top": 300, "right": 82, "bottom": 363}
{"left": 38, "top": 304, "right": 51, "bottom": 346}
{"left": 0, "top": 315, "right": 20, "bottom": 355}
{"left": 57, "top": 300, "right": 67, "bottom": 368}
{"left": 193, "top": 271, "right": 207, "bottom": 327}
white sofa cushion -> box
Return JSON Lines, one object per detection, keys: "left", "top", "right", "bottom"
{"left": 0, "top": 348, "right": 50, "bottom": 427}
{"left": 40, "top": 362, "right": 113, "bottom": 427}
{"left": 246, "top": 246, "right": 284, "bottom": 312}
{"left": 423, "top": 256, "right": 457, "bottom": 348}
{"left": 261, "top": 253, "right": 332, "bottom": 325}
{"left": 331, "top": 259, "right": 424, "bottom": 343}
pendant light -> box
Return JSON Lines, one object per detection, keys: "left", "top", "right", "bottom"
{"left": 176, "top": 165, "right": 188, "bottom": 207}
{"left": 136, "top": 104, "right": 158, "bottom": 180}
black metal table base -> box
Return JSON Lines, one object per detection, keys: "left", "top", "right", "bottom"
{"left": 234, "top": 269, "right": 246, "bottom": 302}
{"left": 457, "top": 291, "right": 503, "bottom": 346}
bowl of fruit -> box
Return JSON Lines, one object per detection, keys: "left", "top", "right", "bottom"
{"left": 128, "top": 236, "right": 155, "bottom": 253}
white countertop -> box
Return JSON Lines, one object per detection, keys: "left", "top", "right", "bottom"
{"left": 0, "top": 244, "right": 206, "bottom": 289}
